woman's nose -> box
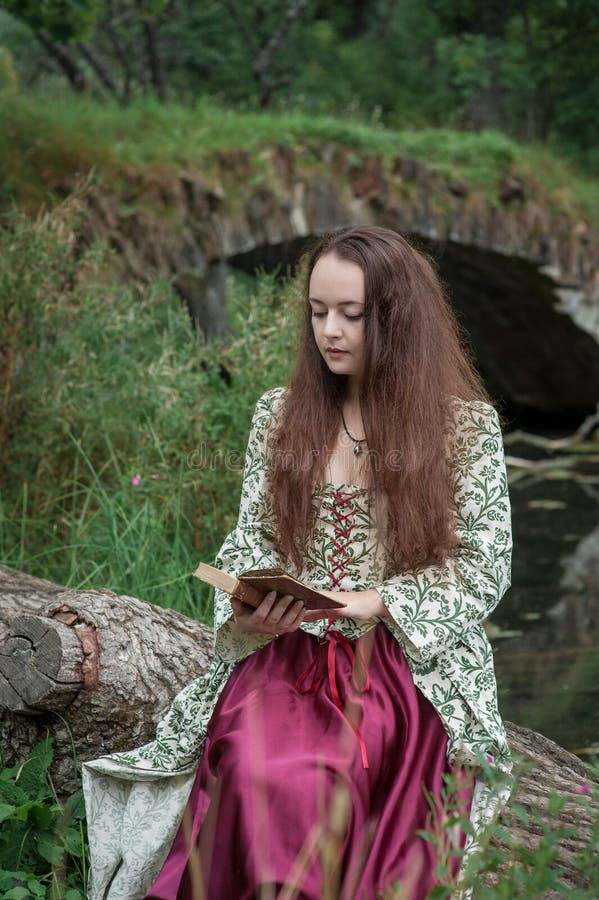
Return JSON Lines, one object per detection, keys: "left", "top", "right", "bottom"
{"left": 323, "top": 313, "right": 342, "bottom": 338}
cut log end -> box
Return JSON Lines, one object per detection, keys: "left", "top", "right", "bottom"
{"left": 0, "top": 615, "right": 84, "bottom": 712}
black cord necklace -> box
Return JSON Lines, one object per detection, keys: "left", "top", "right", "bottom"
{"left": 341, "top": 410, "right": 366, "bottom": 457}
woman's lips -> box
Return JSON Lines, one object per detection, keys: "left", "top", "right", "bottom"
{"left": 326, "top": 348, "right": 348, "bottom": 357}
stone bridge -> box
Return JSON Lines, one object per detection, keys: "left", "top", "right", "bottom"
{"left": 82, "top": 143, "right": 599, "bottom": 418}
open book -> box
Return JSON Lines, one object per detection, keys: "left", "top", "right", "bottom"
{"left": 193, "top": 563, "right": 345, "bottom": 610}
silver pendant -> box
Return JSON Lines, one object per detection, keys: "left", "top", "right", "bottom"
{"left": 354, "top": 443, "right": 362, "bottom": 457}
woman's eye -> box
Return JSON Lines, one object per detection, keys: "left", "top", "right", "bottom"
{"left": 310, "top": 310, "right": 362, "bottom": 320}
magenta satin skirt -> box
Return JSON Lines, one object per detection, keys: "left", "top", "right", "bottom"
{"left": 146, "top": 624, "right": 472, "bottom": 900}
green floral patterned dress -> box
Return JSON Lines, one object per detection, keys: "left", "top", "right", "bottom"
{"left": 82, "top": 387, "right": 512, "bottom": 900}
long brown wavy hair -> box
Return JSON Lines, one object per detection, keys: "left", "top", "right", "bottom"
{"left": 269, "top": 225, "right": 492, "bottom": 576}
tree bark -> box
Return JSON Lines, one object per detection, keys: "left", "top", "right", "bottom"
{"left": 142, "top": 18, "right": 168, "bottom": 101}
{"left": 78, "top": 42, "right": 121, "bottom": 98}
{"left": 36, "top": 32, "right": 88, "bottom": 93}
{"left": 0, "top": 566, "right": 67, "bottom": 643}
{"left": 104, "top": 0, "right": 135, "bottom": 101}
{"left": 499, "top": 721, "right": 598, "bottom": 892}
{"left": 221, "top": 0, "right": 312, "bottom": 109}
{"left": 0, "top": 565, "right": 212, "bottom": 793}
{"left": 252, "top": 0, "right": 311, "bottom": 108}
{"left": 0, "top": 564, "right": 597, "bottom": 886}
{"left": 458, "top": 0, "right": 508, "bottom": 131}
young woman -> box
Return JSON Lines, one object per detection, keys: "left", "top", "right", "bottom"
{"left": 83, "top": 226, "right": 512, "bottom": 899}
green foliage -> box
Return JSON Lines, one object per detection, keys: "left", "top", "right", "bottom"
{"left": 0, "top": 44, "right": 17, "bottom": 89}
{"left": 0, "top": 0, "right": 597, "bottom": 167}
{"left": 457, "top": 766, "right": 599, "bottom": 898}
{"left": 408, "top": 758, "right": 599, "bottom": 898}
{"left": 0, "top": 198, "right": 297, "bottom": 616}
{"left": 0, "top": 739, "right": 87, "bottom": 899}
{"left": 0, "top": 0, "right": 99, "bottom": 44}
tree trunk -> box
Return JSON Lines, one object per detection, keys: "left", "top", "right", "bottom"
{"left": 78, "top": 42, "right": 121, "bottom": 99}
{"left": 36, "top": 32, "right": 88, "bottom": 93}
{"left": 499, "top": 721, "right": 598, "bottom": 892}
{"left": 0, "top": 565, "right": 212, "bottom": 793}
{"left": 0, "top": 564, "right": 597, "bottom": 886}
{"left": 251, "top": 0, "right": 312, "bottom": 108}
{"left": 143, "top": 18, "right": 168, "bottom": 101}
{"left": 461, "top": 0, "right": 508, "bottom": 131}
{"left": 0, "top": 566, "right": 67, "bottom": 643}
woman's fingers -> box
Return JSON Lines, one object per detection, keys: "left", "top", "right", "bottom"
{"left": 302, "top": 602, "right": 347, "bottom": 623}
{"left": 277, "top": 599, "right": 305, "bottom": 631}
{"left": 251, "top": 589, "right": 278, "bottom": 623}
{"left": 232, "top": 591, "right": 304, "bottom": 633}
{"left": 230, "top": 597, "right": 245, "bottom": 618}
{"left": 230, "top": 591, "right": 275, "bottom": 629}
{"left": 264, "top": 593, "right": 296, "bottom": 625}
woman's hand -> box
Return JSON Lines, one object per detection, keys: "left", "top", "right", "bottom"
{"left": 303, "top": 589, "right": 390, "bottom": 623}
{"left": 230, "top": 590, "right": 305, "bottom": 635}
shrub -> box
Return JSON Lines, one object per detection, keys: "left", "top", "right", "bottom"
{"left": 0, "top": 739, "right": 87, "bottom": 899}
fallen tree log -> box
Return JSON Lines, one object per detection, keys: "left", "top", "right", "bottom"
{"left": 0, "top": 564, "right": 212, "bottom": 792}
{"left": 0, "top": 566, "right": 68, "bottom": 642}
{"left": 494, "top": 721, "right": 598, "bottom": 894}
{"left": 0, "top": 565, "right": 597, "bottom": 892}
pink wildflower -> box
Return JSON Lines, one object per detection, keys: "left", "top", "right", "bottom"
{"left": 486, "top": 754, "right": 494, "bottom": 764}
{"left": 151, "top": 473, "right": 161, "bottom": 479}
{"left": 580, "top": 784, "right": 590, "bottom": 795}
{"left": 131, "top": 474, "right": 141, "bottom": 486}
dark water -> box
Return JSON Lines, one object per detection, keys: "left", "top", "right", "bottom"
{"left": 490, "top": 435, "right": 599, "bottom": 760}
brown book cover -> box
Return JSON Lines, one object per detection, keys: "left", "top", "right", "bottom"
{"left": 193, "top": 563, "right": 345, "bottom": 610}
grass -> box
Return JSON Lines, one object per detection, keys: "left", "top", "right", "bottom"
{"left": 0, "top": 198, "right": 298, "bottom": 613}
{"left": 1, "top": 89, "right": 598, "bottom": 225}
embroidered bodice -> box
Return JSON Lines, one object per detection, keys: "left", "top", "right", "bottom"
{"left": 298, "top": 487, "right": 373, "bottom": 768}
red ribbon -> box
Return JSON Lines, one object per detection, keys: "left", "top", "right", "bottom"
{"left": 296, "top": 620, "right": 371, "bottom": 769}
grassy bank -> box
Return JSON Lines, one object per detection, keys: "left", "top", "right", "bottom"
{"left": 1, "top": 90, "right": 598, "bottom": 225}
{"left": 0, "top": 198, "right": 298, "bottom": 616}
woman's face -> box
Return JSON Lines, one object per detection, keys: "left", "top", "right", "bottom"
{"left": 308, "top": 252, "right": 366, "bottom": 386}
